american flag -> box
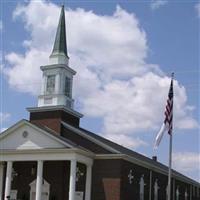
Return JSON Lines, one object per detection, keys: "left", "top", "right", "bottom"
{"left": 164, "top": 76, "right": 174, "bottom": 135}
{"left": 154, "top": 74, "right": 174, "bottom": 148}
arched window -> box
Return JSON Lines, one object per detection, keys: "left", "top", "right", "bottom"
{"left": 65, "top": 77, "right": 71, "bottom": 97}
{"left": 184, "top": 189, "right": 188, "bottom": 200}
{"left": 128, "top": 170, "right": 134, "bottom": 184}
{"left": 46, "top": 75, "right": 55, "bottom": 94}
{"left": 176, "top": 187, "right": 180, "bottom": 200}
{"left": 154, "top": 179, "right": 159, "bottom": 200}
{"left": 139, "top": 175, "right": 146, "bottom": 200}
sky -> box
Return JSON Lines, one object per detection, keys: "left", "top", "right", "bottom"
{"left": 0, "top": 0, "right": 199, "bottom": 182}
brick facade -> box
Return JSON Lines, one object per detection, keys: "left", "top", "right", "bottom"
{"left": 30, "top": 110, "right": 80, "bottom": 134}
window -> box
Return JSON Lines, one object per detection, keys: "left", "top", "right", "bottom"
{"left": 65, "top": 77, "right": 71, "bottom": 97}
{"left": 184, "top": 189, "right": 188, "bottom": 200}
{"left": 176, "top": 187, "right": 180, "bottom": 200}
{"left": 154, "top": 179, "right": 159, "bottom": 200}
{"left": 139, "top": 175, "right": 145, "bottom": 200}
{"left": 46, "top": 75, "right": 55, "bottom": 94}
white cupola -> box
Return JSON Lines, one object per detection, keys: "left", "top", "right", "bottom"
{"left": 38, "top": 5, "right": 76, "bottom": 109}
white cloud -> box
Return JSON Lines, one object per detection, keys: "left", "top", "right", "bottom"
{"left": 150, "top": 0, "right": 168, "bottom": 10}
{"left": 195, "top": 3, "right": 200, "bottom": 18}
{"left": 0, "top": 112, "right": 10, "bottom": 122}
{"left": 82, "top": 73, "right": 198, "bottom": 135}
{"left": 3, "top": 0, "right": 198, "bottom": 149}
{"left": 105, "top": 133, "right": 148, "bottom": 149}
{"left": 173, "top": 152, "right": 200, "bottom": 181}
{"left": 0, "top": 113, "right": 10, "bottom": 133}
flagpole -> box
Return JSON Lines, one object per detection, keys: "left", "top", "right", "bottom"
{"left": 168, "top": 131, "right": 173, "bottom": 200}
{"left": 168, "top": 72, "right": 174, "bottom": 200}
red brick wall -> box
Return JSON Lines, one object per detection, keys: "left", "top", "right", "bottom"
{"left": 103, "top": 178, "right": 121, "bottom": 200}
{"left": 91, "top": 159, "right": 122, "bottom": 200}
{"left": 29, "top": 110, "right": 80, "bottom": 134}
{"left": 121, "top": 160, "right": 150, "bottom": 200}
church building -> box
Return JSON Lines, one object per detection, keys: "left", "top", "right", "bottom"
{"left": 0, "top": 5, "right": 199, "bottom": 200}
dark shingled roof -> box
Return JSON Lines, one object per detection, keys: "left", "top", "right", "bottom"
{"left": 77, "top": 127, "right": 200, "bottom": 185}
{"left": 51, "top": 5, "right": 68, "bottom": 57}
{"left": 34, "top": 122, "right": 91, "bottom": 152}
{"left": 28, "top": 120, "right": 199, "bottom": 185}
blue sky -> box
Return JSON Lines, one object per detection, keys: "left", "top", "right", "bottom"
{"left": 0, "top": 0, "right": 199, "bottom": 182}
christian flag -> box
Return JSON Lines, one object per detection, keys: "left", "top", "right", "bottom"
{"left": 154, "top": 75, "right": 174, "bottom": 148}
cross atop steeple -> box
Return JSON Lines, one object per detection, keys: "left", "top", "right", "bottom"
{"left": 49, "top": 5, "right": 69, "bottom": 65}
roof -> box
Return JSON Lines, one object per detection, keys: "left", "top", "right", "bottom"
{"left": 1, "top": 119, "right": 199, "bottom": 185}
{"left": 50, "top": 5, "right": 68, "bottom": 58}
{"left": 36, "top": 123, "right": 89, "bottom": 152}
{"left": 62, "top": 123, "right": 200, "bottom": 185}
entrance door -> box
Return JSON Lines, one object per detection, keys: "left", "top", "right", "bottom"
{"left": 10, "top": 190, "right": 17, "bottom": 200}
{"left": 29, "top": 179, "right": 50, "bottom": 200}
{"left": 75, "top": 192, "right": 84, "bottom": 200}
{"left": 31, "top": 192, "right": 49, "bottom": 200}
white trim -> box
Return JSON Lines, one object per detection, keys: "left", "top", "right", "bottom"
{"left": 41, "top": 64, "right": 76, "bottom": 75}
{"left": 0, "top": 149, "right": 94, "bottom": 166}
{"left": 62, "top": 121, "right": 120, "bottom": 154}
{"left": 27, "top": 105, "right": 83, "bottom": 118}
{"left": 4, "top": 161, "right": 13, "bottom": 200}
{"left": 0, "top": 120, "right": 74, "bottom": 149}
{"left": 85, "top": 164, "right": 92, "bottom": 200}
{"left": 49, "top": 53, "right": 69, "bottom": 66}
{"left": 36, "top": 160, "right": 43, "bottom": 200}
{"left": 69, "top": 159, "right": 77, "bottom": 200}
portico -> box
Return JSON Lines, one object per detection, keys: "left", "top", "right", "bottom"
{"left": 0, "top": 149, "right": 93, "bottom": 200}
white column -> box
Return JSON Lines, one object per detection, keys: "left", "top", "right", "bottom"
{"left": 85, "top": 164, "right": 92, "bottom": 200}
{"left": 35, "top": 160, "right": 43, "bottom": 200}
{"left": 4, "top": 161, "right": 13, "bottom": 200}
{"left": 69, "top": 160, "right": 77, "bottom": 200}
{"left": 0, "top": 163, "right": 4, "bottom": 200}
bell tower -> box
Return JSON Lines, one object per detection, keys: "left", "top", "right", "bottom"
{"left": 38, "top": 5, "right": 75, "bottom": 109}
{"left": 28, "top": 5, "right": 83, "bottom": 133}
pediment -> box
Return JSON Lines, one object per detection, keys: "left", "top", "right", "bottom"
{"left": 0, "top": 120, "right": 72, "bottom": 150}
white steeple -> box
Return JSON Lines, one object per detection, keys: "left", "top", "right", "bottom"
{"left": 38, "top": 5, "right": 76, "bottom": 109}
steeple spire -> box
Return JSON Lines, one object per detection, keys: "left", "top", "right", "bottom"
{"left": 50, "top": 5, "right": 69, "bottom": 65}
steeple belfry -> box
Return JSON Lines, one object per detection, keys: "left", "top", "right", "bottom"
{"left": 37, "top": 5, "right": 77, "bottom": 111}
{"left": 49, "top": 5, "right": 69, "bottom": 65}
